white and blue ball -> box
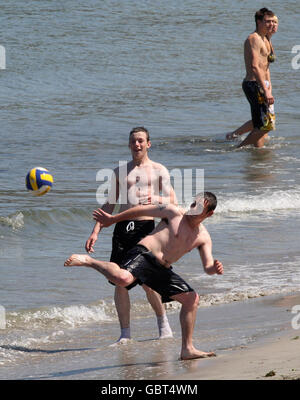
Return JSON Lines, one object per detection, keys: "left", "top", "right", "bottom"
{"left": 26, "top": 167, "right": 54, "bottom": 196}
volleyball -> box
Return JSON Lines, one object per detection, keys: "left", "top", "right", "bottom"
{"left": 25, "top": 167, "right": 53, "bottom": 196}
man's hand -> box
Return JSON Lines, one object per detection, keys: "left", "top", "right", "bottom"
{"left": 264, "top": 88, "right": 274, "bottom": 106}
{"left": 85, "top": 232, "right": 98, "bottom": 253}
{"left": 93, "top": 208, "right": 114, "bottom": 227}
{"left": 214, "top": 260, "right": 224, "bottom": 275}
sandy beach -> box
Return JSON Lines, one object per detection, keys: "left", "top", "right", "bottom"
{"left": 168, "top": 294, "right": 300, "bottom": 381}
{"left": 1, "top": 0, "right": 300, "bottom": 387}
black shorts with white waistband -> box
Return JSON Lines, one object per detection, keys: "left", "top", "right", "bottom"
{"left": 110, "top": 220, "right": 155, "bottom": 264}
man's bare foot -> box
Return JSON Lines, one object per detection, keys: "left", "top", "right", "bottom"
{"left": 64, "top": 254, "right": 92, "bottom": 267}
{"left": 180, "top": 348, "right": 216, "bottom": 360}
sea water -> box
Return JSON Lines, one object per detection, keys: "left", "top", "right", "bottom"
{"left": 0, "top": 0, "right": 300, "bottom": 380}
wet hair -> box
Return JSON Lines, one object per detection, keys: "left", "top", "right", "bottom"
{"left": 255, "top": 8, "right": 275, "bottom": 28}
{"left": 129, "top": 127, "right": 150, "bottom": 142}
{"left": 194, "top": 191, "right": 217, "bottom": 212}
{"left": 204, "top": 191, "right": 217, "bottom": 212}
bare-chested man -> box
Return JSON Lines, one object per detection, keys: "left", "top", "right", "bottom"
{"left": 237, "top": 8, "right": 276, "bottom": 148}
{"left": 65, "top": 192, "right": 224, "bottom": 360}
{"left": 226, "top": 14, "right": 278, "bottom": 141}
{"left": 85, "top": 127, "right": 175, "bottom": 343}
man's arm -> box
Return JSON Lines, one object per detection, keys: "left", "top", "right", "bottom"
{"left": 93, "top": 204, "right": 179, "bottom": 228}
{"left": 266, "top": 67, "right": 272, "bottom": 94}
{"left": 85, "top": 170, "right": 120, "bottom": 253}
{"left": 198, "top": 237, "right": 223, "bottom": 275}
{"left": 150, "top": 185, "right": 177, "bottom": 206}
{"left": 91, "top": 202, "right": 115, "bottom": 235}
{"left": 85, "top": 201, "right": 115, "bottom": 253}
{"left": 159, "top": 165, "right": 178, "bottom": 205}
{"left": 139, "top": 165, "right": 178, "bottom": 206}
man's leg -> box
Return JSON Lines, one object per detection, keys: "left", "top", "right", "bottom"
{"left": 64, "top": 254, "right": 135, "bottom": 287}
{"left": 65, "top": 255, "right": 136, "bottom": 343}
{"left": 226, "top": 120, "right": 253, "bottom": 139}
{"left": 142, "top": 285, "right": 173, "bottom": 339}
{"left": 237, "top": 128, "right": 269, "bottom": 148}
{"left": 114, "top": 286, "right": 131, "bottom": 341}
{"left": 171, "top": 291, "right": 216, "bottom": 360}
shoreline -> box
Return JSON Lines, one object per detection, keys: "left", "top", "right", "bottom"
{"left": 1, "top": 291, "right": 299, "bottom": 380}
{"left": 167, "top": 293, "right": 300, "bottom": 381}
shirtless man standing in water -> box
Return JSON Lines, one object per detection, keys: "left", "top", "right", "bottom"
{"left": 85, "top": 127, "right": 175, "bottom": 342}
{"left": 65, "top": 192, "right": 224, "bottom": 360}
{"left": 226, "top": 13, "right": 278, "bottom": 141}
{"left": 236, "top": 8, "right": 276, "bottom": 148}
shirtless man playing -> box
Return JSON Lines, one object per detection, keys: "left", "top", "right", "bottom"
{"left": 65, "top": 192, "right": 224, "bottom": 360}
{"left": 85, "top": 127, "right": 175, "bottom": 342}
{"left": 237, "top": 8, "right": 276, "bottom": 148}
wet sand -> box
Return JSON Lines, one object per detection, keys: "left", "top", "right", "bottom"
{"left": 1, "top": 292, "right": 299, "bottom": 381}
{"left": 167, "top": 294, "right": 300, "bottom": 380}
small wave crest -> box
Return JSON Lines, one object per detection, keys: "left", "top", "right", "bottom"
{"left": 7, "top": 302, "right": 113, "bottom": 330}
{"left": 22, "top": 207, "right": 90, "bottom": 226}
{"left": 198, "top": 287, "right": 300, "bottom": 307}
{"left": 216, "top": 189, "right": 300, "bottom": 215}
{"left": 0, "top": 208, "right": 91, "bottom": 231}
{"left": 0, "top": 212, "right": 24, "bottom": 231}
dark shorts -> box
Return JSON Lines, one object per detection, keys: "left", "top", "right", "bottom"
{"left": 242, "top": 80, "right": 275, "bottom": 131}
{"left": 109, "top": 220, "right": 155, "bottom": 289}
{"left": 120, "top": 245, "right": 195, "bottom": 303}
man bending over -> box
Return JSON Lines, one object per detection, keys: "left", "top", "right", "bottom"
{"left": 64, "top": 192, "right": 224, "bottom": 360}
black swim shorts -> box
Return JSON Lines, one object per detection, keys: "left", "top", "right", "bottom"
{"left": 110, "top": 220, "right": 155, "bottom": 264}
{"left": 109, "top": 220, "right": 155, "bottom": 289}
{"left": 120, "top": 244, "right": 194, "bottom": 303}
{"left": 242, "top": 80, "right": 275, "bottom": 131}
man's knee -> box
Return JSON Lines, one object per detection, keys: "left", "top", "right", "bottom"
{"left": 142, "top": 284, "right": 154, "bottom": 294}
{"left": 172, "top": 291, "right": 199, "bottom": 309}
{"left": 189, "top": 291, "right": 199, "bottom": 308}
{"left": 114, "top": 270, "right": 135, "bottom": 287}
{"left": 253, "top": 128, "right": 268, "bottom": 137}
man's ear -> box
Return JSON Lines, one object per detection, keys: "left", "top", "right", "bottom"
{"left": 147, "top": 140, "right": 151, "bottom": 149}
{"left": 203, "top": 199, "right": 209, "bottom": 207}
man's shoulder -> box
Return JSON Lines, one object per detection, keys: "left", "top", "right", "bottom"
{"left": 148, "top": 159, "right": 169, "bottom": 171}
{"left": 246, "top": 32, "right": 263, "bottom": 47}
{"left": 197, "top": 224, "right": 211, "bottom": 245}
{"left": 114, "top": 160, "right": 133, "bottom": 174}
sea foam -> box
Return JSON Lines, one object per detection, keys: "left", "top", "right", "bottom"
{"left": 216, "top": 189, "right": 300, "bottom": 215}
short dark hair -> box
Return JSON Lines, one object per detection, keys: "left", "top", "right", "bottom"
{"left": 129, "top": 127, "right": 150, "bottom": 142}
{"left": 204, "top": 191, "right": 217, "bottom": 212}
{"left": 255, "top": 8, "right": 275, "bottom": 27}
{"left": 194, "top": 191, "right": 217, "bottom": 212}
